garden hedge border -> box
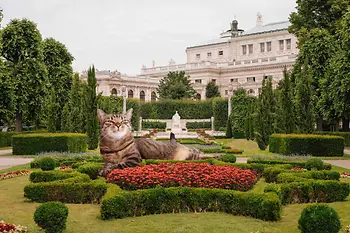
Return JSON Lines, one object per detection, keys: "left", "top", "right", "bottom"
{"left": 100, "top": 187, "right": 281, "bottom": 221}
{"left": 142, "top": 121, "right": 166, "bottom": 129}
{"left": 275, "top": 171, "right": 340, "bottom": 184}
{"left": 269, "top": 134, "right": 344, "bottom": 157}
{"left": 0, "top": 130, "right": 48, "bottom": 147}
{"left": 248, "top": 159, "right": 332, "bottom": 170}
{"left": 12, "top": 133, "right": 87, "bottom": 155}
{"left": 186, "top": 122, "right": 211, "bottom": 129}
{"left": 264, "top": 180, "right": 350, "bottom": 205}
{"left": 314, "top": 131, "right": 350, "bottom": 147}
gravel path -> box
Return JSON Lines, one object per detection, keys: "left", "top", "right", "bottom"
{"left": 0, "top": 157, "right": 33, "bottom": 171}
{"left": 324, "top": 160, "right": 350, "bottom": 170}
{"left": 0, "top": 149, "right": 12, "bottom": 156}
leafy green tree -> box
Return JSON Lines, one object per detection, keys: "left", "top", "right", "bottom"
{"left": 205, "top": 81, "right": 220, "bottom": 98}
{"left": 157, "top": 71, "right": 196, "bottom": 100}
{"left": 47, "top": 87, "right": 58, "bottom": 133}
{"left": 86, "top": 66, "right": 99, "bottom": 150}
{"left": 255, "top": 77, "right": 275, "bottom": 150}
{"left": 244, "top": 100, "right": 255, "bottom": 140}
{"left": 275, "top": 67, "right": 295, "bottom": 133}
{"left": 42, "top": 38, "right": 74, "bottom": 130}
{"left": 0, "top": 19, "right": 48, "bottom": 131}
{"left": 225, "top": 118, "right": 232, "bottom": 138}
{"left": 294, "top": 62, "right": 315, "bottom": 133}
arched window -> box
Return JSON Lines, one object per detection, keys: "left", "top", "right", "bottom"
{"left": 248, "top": 89, "right": 255, "bottom": 95}
{"left": 196, "top": 93, "right": 201, "bottom": 100}
{"left": 140, "top": 91, "right": 145, "bottom": 102}
{"left": 128, "top": 90, "right": 134, "bottom": 98}
{"left": 151, "top": 91, "right": 157, "bottom": 101}
{"left": 111, "top": 88, "right": 118, "bottom": 95}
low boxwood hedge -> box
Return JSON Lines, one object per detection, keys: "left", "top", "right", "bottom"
{"left": 0, "top": 130, "right": 48, "bottom": 147}
{"left": 248, "top": 159, "right": 332, "bottom": 171}
{"left": 186, "top": 122, "right": 211, "bottom": 129}
{"left": 29, "top": 171, "right": 83, "bottom": 183}
{"left": 314, "top": 131, "right": 350, "bottom": 147}
{"left": 13, "top": 133, "right": 87, "bottom": 155}
{"left": 100, "top": 187, "right": 281, "bottom": 221}
{"left": 30, "top": 154, "right": 102, "bottom": 169}
{"left": 142, "top": 121, "right": 166, "bottom": 129}
{"left": 77, "top": 163, "right": 104, "bottom": 180}
{"left": 269, "top": 134, "right": 344, "bottom": 157}
{"left": 276, "top": 171, "right": 340, "bottom": 184}
{"left": 264, "top": 180, "right": 350, "bottom": 205}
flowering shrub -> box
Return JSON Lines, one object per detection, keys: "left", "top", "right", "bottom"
{"left": 346, "top": 225, "right": 350, "bottom": 233}
{"left": 291, "top": 167, "right": 307, "bottom": 171}
{"left": 341, "top": 172, "right": 350, "bottom": 178}
{"left": 57, "top": 165, "right": 72, "bottom": 170}
{"left": 0, "top": 170, "right": 30, "bottom": 181}
{"left": 107, "top": 163, "right": 256, "bottom": 191}
{"left": 0, "top": 220, "right": 27, "bottom": 233}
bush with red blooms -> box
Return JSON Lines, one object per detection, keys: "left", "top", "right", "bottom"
{"left": 0, "top": 170, "right": 30, "bottom": 181}
{"left": 0, "top": 220, "right": 27, "bottom": 233}
{"left": 107, "top": 163, "right": 257, "bottom": 191}
{"left": 341, "top": 172, "right": 350, "bottom": 178}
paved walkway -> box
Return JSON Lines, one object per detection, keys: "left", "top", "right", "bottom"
{"left": 324, "top": 160, "right": 350, "bottom": 170}
{"left": 345, "top": 149, "right": 350, "bottom": 155}
{"left": 0, "top": 157, "right": 33, "bottom": 170}
{"left": 0, "top": 149, "right": 12, "bottom": 156}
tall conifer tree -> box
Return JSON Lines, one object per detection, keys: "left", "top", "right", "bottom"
{"left": 86, "top": 66, "right": 99, "bottom": 150}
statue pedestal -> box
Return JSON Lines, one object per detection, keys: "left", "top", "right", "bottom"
{"left": 171, "top": 111, "right": 182, "bottom": 135}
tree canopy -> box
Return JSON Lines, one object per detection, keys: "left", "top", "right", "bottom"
{"left": 205, "top": 81, "right": 221, "bottom": 98}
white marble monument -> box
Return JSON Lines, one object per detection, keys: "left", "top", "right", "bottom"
{"left": 171, "top": 111, "right": 182, "bottom": 134}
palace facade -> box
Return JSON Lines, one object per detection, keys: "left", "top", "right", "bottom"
{"left": 81, "top": 14, "right": 298, "bottom": 101}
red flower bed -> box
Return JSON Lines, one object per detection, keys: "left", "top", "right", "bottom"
{"left": 0, "top": 220, "right": 27, "bottom": 233}
{"left": 341, "top": 172, "right": 350, "bottom": 178}
{"left": 0, "top": 170, "right": 30, "bottom": 181}
{"left": 107, "top": 163, "right": 256, "bottom": 191}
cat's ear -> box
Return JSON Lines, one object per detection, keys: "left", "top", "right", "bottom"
{"left": 97, "top": 109, "right": 106, "bottom": 124}
{"left": 125, "top": 108, "right": 133, "bottom": 121}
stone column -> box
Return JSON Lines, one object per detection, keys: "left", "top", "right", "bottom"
{"left": 138, "top": 117, "right": 142, "bottom": 132}
{"left": 121, "top": 86, "right": 127, "bottom": 114}
{"left": 211, "top": 117, "right": 215, "bottom": 132}
{"left": 228, "top": 85, "right": 233, "bottom": 116}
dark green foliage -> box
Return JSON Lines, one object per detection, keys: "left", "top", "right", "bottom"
{"left": 276, "top": 171, "right": 340, "bottom": 184}
{"left": 245, "top": 100, "right": 255, "bottom": 140}
{"left": 30, "top": 154, "right": 103, "bottom": 169}
{"left": 262, "top": 166, "right": 293, "bottom": 183}
{"left": 255, "top": 77, "right": 275, "bottom": 150}
{"left": 305, "top": 158, "right": 324, "bottom": 170}
{"left": 140, "top": 99, "right": 213, "bottom": 120}
{"left": 205, "top": 81, "right": 221, "bottom": 98}
{"left": 213, "top": 98, "right": 228, "bottom": 130}
{"left": 315, "top": 131, "right": 350, "bottom": 147}
{"left": 77, "top": 163, "right": 103, "bottom": 180}
{"left": 47, "top": 87, "right": 58, "bottom": 133}
{"left": 0, "top": 132, "right": 17, "bottom": 147}
{"left": 220, "top": 154, "right": 236, "bottom": 163}
{"left": 230, "top": 88, "right": 256, "bottom": 138}
{"left": 265, "top": 180, "right": 350, "bottom": 205}
{"left": 97, "top": 95, "right": 123, "bottom": 114}
{"left": 233, "top": 132, "right": 245, "bottom": 139}
{"left": 225, "top": 118, "right": 233, "bottom": 138}
{"left": 12, "top": 133, "right": 87, "bottom": 155}
{"left": 40, "top": 157, "right": 56, "bottom": 171}
{"left": 269, "top": 134, "right": 344, "bottom": 156}
{"left": 142, "top": 121, "right": 167, "bottom": 129}
{"left": 298, "top": 204, "right": 341, "bottom": 233}
{"left": 101, "top": 187, "right": 281, "bottom": 221}
{"left": 186, "top": 121, "right": 211, "bottom": 129}
{"left": 0, "top": 60, "right": 14, "bottom": 124}
{"left": 34, "top": 202, "right": 69, "bottom": 233}
{"left": 126, "top": 98, "right": 141, "bottom": 130}
{"left": 86, "top": 66, "right": 99, "bottom": 150}
{"left": 30, "top": 171, "right": 80, "bottom": 183}
{"left": 157, "top": 71, "right": 196, "bottom": 100}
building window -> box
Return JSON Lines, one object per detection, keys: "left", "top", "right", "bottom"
{"left": 242, "top": 45, "right": 247, "bottom": 55}
{"left": 211, "top": 79, "right": 216, "bottom": 84}
{"left": 128, "top": 90, "right": 134, "bottom": 98}
{"left": 196, "top": 93, "right": 201, "bottom": 100}
{"left": 286, "top": 39, "right": 291, "bottom": 50}
{"left": 111, "top": 88, "right": 118, "bottom": 95}
{"left": 230, "top": 78, "right": 238, "bottom": 83}
{"left": 151, "top": 91, "right": 157, "bottom": 101}
{"left": 196, "top": 54, "right": 200, "bottom": 59}
{"left": 279, "top": 40, "right": 284, "bottom": 51}
{"left": 248, "top": 44, "right": 253, "bottom": 54}
{"left": 195, "top": 79, "right": 202, "bottom": 84}
{"left": 248, "top": 89, "right": 255, "bottom": 95}
{"left": 225, "top": 90, "right": 228, "bottom": 95}
{"left": 247, "top": 77, "right": 256, "bottom": 82}
{"left": 207, "top": 52, "right": 212, "bottom": 57}
{"left": 218, "top": 51, "right": 224, "bottom": 56}
{"left": 264, "top": 75, "right": 273, "bottom": 79}
{"left": 260, "top": 43, "right": 265, "bottom": 53}
{"left": 140, "top": 91, "right": 145, "bottom": 102}
{"left": 267, "top": 41, "right": 272, "bottom": 52}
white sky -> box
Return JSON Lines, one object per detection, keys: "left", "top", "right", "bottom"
{"left": 1, "top": 0, "right": 296, "bottom": 75}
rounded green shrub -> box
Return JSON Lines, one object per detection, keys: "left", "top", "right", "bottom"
{"left": 34, "top": 202, "right": 69, "bottom": 233}
{"left": 77, "top": 163, "right": 103, "bottom": 180}
{"left": 220, "top": 154, "right": 237, "bottom": 163}
{"left": 305, "top": 158, "right": 324, "bottom": 170}
{"left": 298, "top": 204, "right": 341, "bottom": 233}
{"left": 40, "top": 157, "right": 56, "bottom": 171}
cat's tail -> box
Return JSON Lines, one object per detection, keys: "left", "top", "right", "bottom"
{"left": 170, "top": 132, "right": 176, "bottom": 143}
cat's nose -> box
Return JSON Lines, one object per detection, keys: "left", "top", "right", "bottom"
{"left": 115, "top": 122, "right": 121, "bottom": 128}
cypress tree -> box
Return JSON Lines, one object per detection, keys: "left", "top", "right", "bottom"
{"left": 255, "top": 77, "right": 275, "bottom": 150}
{"left": 47, "top": 87, "right": 58, "bottom": 133}
{"left": 225, "top": 117, "right": 233, "bottom": 138}
{"left": 86, "top": 65, "right": 99, "bottom": 150}
{"left": 244, "top": 100, "right": 255, "bottom": 140}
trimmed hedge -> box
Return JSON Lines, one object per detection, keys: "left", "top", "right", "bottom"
{"left": 127, "top": 98, "right": 141, "bottom": 130}
{"left": 265, "top": 180, "right": 350, "bottom": 205}
{"left": 315, "top": 131, "right": 350, "bottom": 147}
{"left": 0, "top": 130, "right": 48, "bottom": 147}
{"left": 30, "top": 154, "right": 103, "bottom": 169}
{"left": 34, "top": 202, "right": 69, "bottom": 233}
{"left": 186, "top": 122, "right": 211, "bottom": 129}
{"left": 77, "top": 163, "right": 104, "bottom": 180}
{"left": 212, "top": 98, "right": 228, "bottom": 130}
{"left": 248, "top": 159, "right": 332, "bottom": 171}
{"left": 100, "top": 187, "right": 281, "bottom": 221}
{"left": 12, "top": 133, "right": 87, "bottom": 155}
{"left": 140, "top": 99, "right": 213, "bottom": 120}
{"left": 142, "top": 121, "right": 166, "bottom": 129}
{"left": 29, "top": 171, "right": 83, "bottom": 183}
{"left": 269, "top": 134, "right": 344, "bottom": 157}
{"left": 276, "top": 171, "right": 340, "bottom": 184}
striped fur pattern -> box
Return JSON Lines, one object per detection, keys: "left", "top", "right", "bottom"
{"left": 97, "top": 108, "right": 206, "bottom": 176}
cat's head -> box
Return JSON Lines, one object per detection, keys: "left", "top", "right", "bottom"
{"left": 97, "top": 108, "right": 133, "bottom": 140}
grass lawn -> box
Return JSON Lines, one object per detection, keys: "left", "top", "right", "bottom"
{"left": 1, "top": 164, "right": 350, "bottom": 233}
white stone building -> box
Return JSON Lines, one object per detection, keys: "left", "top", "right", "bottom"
{"left": 82, "top": 14, "right": 298, "bottom": 101}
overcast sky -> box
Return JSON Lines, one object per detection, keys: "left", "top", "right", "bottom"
{"left": 1, "top": 0, "right": 296, "bottom": 75}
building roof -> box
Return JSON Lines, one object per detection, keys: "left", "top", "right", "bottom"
{"left": 187, "top": 20, "right": 290, "bottom": 49}
{"left": 241, "top": 21, "right": 290, "bottom": 36}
